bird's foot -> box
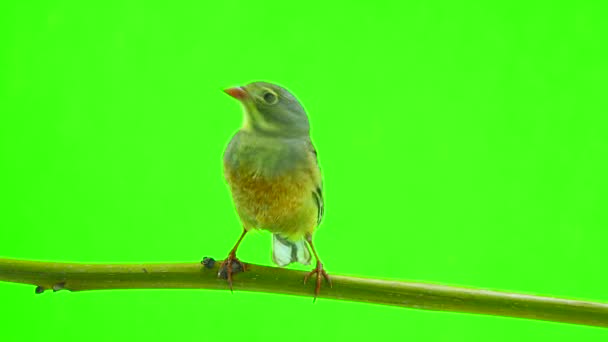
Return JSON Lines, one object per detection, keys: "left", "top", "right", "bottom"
{"left": 217, "top": 253, "right": 246, "bottom": 291}
{"left": 304, "top": 261, "right": 332, "bottom": 301}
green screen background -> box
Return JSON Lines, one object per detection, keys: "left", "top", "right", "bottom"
{"left": 1, "top": 1, "right": 607, "bottom": 340}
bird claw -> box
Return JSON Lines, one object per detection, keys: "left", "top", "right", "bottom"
{"left": 304, "top": 261, "right": 332, "bottom": 301}
{"left": 218, "top": 253, "right": 246, "bottom": 291}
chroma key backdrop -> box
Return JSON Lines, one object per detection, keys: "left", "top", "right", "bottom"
{"left": 1, "top": 1, "right": 607, "bottom": 341}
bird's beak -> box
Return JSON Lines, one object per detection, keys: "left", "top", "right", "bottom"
{"left": 224, "top": 87, "right": 248, "bottom": 101}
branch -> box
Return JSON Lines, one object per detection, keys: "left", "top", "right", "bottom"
{"left": 1, "top": 257, "right": 607, "bottom": 328}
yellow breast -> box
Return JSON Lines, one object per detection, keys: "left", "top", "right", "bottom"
{"left": 224, "top": 163, "right": 318, "bottom": 239}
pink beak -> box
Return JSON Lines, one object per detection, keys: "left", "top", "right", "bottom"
{"left": 224, "top": 87, "right": 248, "bottom": 100}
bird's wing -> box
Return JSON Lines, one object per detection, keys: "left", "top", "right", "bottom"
{"left": 309, "top": 142, "right": 324, "bottom": 226}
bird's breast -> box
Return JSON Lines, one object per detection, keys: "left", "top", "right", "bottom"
{"left": 222, "top": 131, "right": 320, "bottom": 236}
{"left": 224, "top": 164, "right": 315, "bottom": 234}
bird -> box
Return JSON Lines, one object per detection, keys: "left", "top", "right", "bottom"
{"left": 219, "top": 81, "right": 330, "bottom": 298}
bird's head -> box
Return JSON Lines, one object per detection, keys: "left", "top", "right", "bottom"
{"left": 224, "top": 82, "right": 310, "bottom": 138}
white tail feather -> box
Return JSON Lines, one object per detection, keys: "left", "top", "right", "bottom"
{"left": 272, "top": 234, "right": 311, "bottom": 267}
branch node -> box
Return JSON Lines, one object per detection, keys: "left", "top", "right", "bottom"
{"left": 201, "top": 257, "right": 216, "bottom": 269}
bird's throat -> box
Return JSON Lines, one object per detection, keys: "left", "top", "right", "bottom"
{"left": 241, "top": 105, "right": 281, "bottom": 135}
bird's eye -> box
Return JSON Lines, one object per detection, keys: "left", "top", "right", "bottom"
{"left": 262, "top": 91, "right": 278, "bottom": 104}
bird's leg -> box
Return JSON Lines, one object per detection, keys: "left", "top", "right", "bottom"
{"left": 218, "top": 229, "right": 248, "bottom": 291}
{"left": 303, "top": 233, "right": 332, "bottom": 300}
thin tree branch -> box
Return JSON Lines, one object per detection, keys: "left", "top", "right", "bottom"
{"left": 1, "top": 257, "right": 607, "bottom": 328}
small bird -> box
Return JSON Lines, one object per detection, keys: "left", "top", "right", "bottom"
{"left": 220, "top": 81, "right": 330, "bottom": 298}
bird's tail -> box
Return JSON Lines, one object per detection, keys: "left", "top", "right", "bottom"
{"left": 272, "top": 234, "right": 311, "bottom": 267}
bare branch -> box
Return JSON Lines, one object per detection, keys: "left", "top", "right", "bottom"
{"left": 1, "top": 257, "right": 607, "bottom": 328}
